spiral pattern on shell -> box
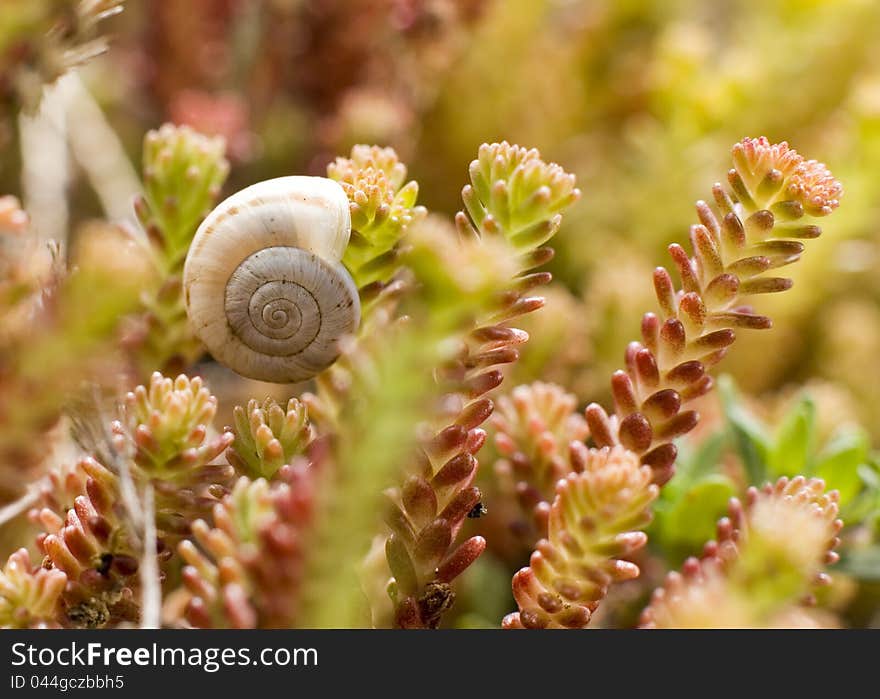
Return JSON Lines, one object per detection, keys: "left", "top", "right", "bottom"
{"left": 183, "top": 176, "right": 360, "bottom": 383}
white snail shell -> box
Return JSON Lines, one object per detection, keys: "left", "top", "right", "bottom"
{"left": 183, "top": 176, "right": 360, "bottom": 383}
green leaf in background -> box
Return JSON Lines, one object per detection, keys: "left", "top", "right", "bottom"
{"left": 665, "top": 475, "right": 736, "bottom": 549}
{"left": 451, "top": 555, "right": 515, "bottom": 629}
{"left": 840, "top": 545, "right": 880, "bottom": 582}
{"left": 719, "top": 375, "right": 769, "bottom": 486}
{"left": 767, "top": 396, "right": 816, "bottom": 479}
{"left": 841, "top": 462, "right": 880, "bottom": 525}
{"left": 813, "top": 429, "right": 870, "bottom": 507}
{"left": 652, "top": 431, "right": 730, "bottom": 560}
{"left": 656, "top": 475, "right": 737, "bottom": 556}
{"left": 671, "top": 432, "right": 728, "bottom": 493}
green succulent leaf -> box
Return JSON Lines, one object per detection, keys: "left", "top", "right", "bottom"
{"left": 839, "top": 545, "right": 880, "bottom": 582}
{"left": 813, "top": 429, "right": 871, "bottom": 506}
{"left": 656, "top": 474, "right": 736, "bottom": 555}
{"left": 719, "top": 376, "right": 769, "bottom": 486}
{"left": 670, "top": 432, "right": 728, "bottom": 494}
{"left": 767, "top": 397, "right": 816, "bottom": 479}
{"left": 840, "top": 461, "right": 880, "bottom": 524}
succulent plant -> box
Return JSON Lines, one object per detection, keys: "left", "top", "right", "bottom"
{"left": 177, "top": 463, "right": 316, "bottom": 628}
{"left": 125, "top": 125, "right": 230, "bottom": 376}
{"left": 0, "top": 120, "right": 859, "bottom": 633}
{"left": 641, "top": 477, "right": 842, "bottom": 628}
{"left": 328, "top": 144, "right": 426, "bottom": 289}
{"left": 228, "top": 398, "right": 313, "bottom": 480}
{"left": 0, "top": 548, "right": 66, "bottom": 629}
{"left": 586, "top": 138, "right": 842, "bottom": 486}
{"left": 379, "top": 143, "right": 581, "bottom": 628}
{"left": 504, "top": 447, "right": 658, "bottom": 629}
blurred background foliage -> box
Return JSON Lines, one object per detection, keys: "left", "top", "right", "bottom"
{"left": 4, "top": 0, "right": 880, "bottom": 627}
{"left": 6, "top": 0, "right": 880, "bottom": 425}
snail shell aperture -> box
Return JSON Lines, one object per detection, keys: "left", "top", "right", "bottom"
{"left": 183, "top": 176, "right": 360, "bottom": 383}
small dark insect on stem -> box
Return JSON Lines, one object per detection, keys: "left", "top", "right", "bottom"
{"left": 467, "top": 502, "right": 487, "bottom": 519}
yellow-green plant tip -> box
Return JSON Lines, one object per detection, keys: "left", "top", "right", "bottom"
{"left": 228, "top": 397, "right": 313, "bottom": 480}
{"left": 0, "top": 549, "right": 66, "bottom": 629}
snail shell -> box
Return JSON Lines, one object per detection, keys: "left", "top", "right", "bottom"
{"left": 183, "top": 176, "right": 360, "bottom": 383}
